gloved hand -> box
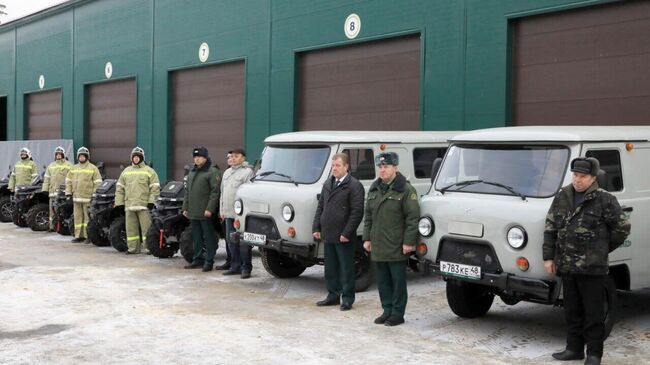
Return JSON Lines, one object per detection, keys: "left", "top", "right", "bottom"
{"left": 147, "top": 203, "right": 156, "bottom": 210}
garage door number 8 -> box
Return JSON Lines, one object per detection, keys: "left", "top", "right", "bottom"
{"left": 345, "top": 14, "right": 361, "bottom": 39}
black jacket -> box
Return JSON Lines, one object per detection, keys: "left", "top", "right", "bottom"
{"left": 312, "top": 174, "right": 365, "bottom": 243}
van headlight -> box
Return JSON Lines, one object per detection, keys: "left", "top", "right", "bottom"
{"left": 507, "top": 226, "right": 527, "bottom": 249}
{"left": 418, "top": 217, "right": 434, "bottom": 237}
{"left": 234, "top": 199, "right": 243, "bottom": 215}
{"left": 282, "top": 204, "right": 294, "bottom": 222}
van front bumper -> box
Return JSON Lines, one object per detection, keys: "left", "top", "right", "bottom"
{"left": 421, "top": 259, "right": 557, "bottom": 304}
{"left": 231, "top": 231, "right": 316, "bottom": 258}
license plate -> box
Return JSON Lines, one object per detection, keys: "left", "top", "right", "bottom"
{"left": 440, "top": 261, "right": 481, "bottom": 279}
{"left": 243, "top": 232, "right": 266, "bottom": 244}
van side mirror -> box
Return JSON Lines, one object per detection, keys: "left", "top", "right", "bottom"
{"left": 430, "top": 157, "right": 443, "bottom": 184}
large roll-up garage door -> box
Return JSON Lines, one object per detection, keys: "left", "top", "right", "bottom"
{"left": 26, "top": 89, "right": 61, "bottom": 140}
{"left": 86, "top": 79, "right": 136, "bottom": 179}
{"left": 512, "top": 1, "right": 650, "bottom": 126}
{"left": 171, "top": 61, "right": 245, "bottom": 180}
{"left": 297, "top": 34, "right": 420, "bottom": 131}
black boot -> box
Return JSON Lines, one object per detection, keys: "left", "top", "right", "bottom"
{"left": 214, "top": 262, "right": 231, "bottom": 270}
{"left": 374, "top": 312, "right": 390, "bottom": 324}
{"left": 552, "top": 349, "right": 585, "bottom": 361}
{"left": 584, "top": 355, "right": 601, "bottom": 365}
{"left": 184, "top": 262, "right": 203, "bottom": 269}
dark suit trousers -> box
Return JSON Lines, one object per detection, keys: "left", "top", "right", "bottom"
{"left": 324, "top": 240, "right": 356, "bottom": 305}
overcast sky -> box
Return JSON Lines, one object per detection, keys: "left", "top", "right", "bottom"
{"left": 1, "top": 0, "right": 70, "bottom": 24}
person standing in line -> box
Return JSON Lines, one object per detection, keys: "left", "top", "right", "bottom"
{"left": 8, "top": 147, "right": 38, "bottom": 192}
{"left": 183, "top": 146, "right": 221, "bottom": 272}
{"left": 313, "top": 152, "right": 365, "bottom": 310}
{"left": 220, "top": 148, "right": 255, "bottom": 279}
{"left": 65, "top": 147, "right": 102, "bottom": 243}
{"left": 362, "top": 152, "right": 419, "bottom": 326}
{"left": 115, "top": 147, "right": 161, "bottom": 255}
{"left": 42, "top": 146, "right": 72, "bottom": 232}
{"left": 215, "top": 152, "right": 234, "bottom": 271}
{"left": 544, "top": 157, "right": 630, "bottom": 365}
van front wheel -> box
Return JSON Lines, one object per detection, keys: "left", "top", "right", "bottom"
{"left": 446, "top": 279, "right": 494, "bottom": 318}
{"left": 604, "top": 275, "right": 617, "bottom": 339}
{"left": 260, "top": 248, "right": 306, "bottom": 278}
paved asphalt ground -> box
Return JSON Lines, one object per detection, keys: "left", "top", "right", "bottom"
{"left": 1, "top": 223, "right": 649, "bottom": 365}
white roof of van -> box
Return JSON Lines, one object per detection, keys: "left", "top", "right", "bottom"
{"left": 265, "top": 131, "right": 459, "bottom": 144}
{"left": 452, "top": 126, "right": 650, "bottom": 143}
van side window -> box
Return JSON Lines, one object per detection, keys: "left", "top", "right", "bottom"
{"left": 413, "top": 148, "right": 447, "bottom": 179}
{"left": 342, "top": 148, "right": 375, "bottom": 180}
{"left": 585, "top": 150, "right": 623, "bottom": 192}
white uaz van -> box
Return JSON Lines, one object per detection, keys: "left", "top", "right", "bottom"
{"left": 417, "top": 126, "right": 648, "bottom": 333}
{"left": 232, "top": 131, "right": 456, "bottom": 291}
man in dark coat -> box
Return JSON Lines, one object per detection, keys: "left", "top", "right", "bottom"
{"left": 363, "top": 152, "right": 420, "bottom": 326}
{"left": 182, "top": 146, "right": 222, "bottom": 272}
{"left": 312, "top": 152, "right": 365, "bottom": 310}
{"left": 543, "top": 157, "right": 630, "bottom": 365}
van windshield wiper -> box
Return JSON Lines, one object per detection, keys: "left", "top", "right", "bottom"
{"left": 253, "top": 171, "right": 298, "bottom": 186}
{"left": 439, "top": 179, "right": 483, "bottom": 194}
{"left": 440, "top": 179, "right": 527, "bottom": 200}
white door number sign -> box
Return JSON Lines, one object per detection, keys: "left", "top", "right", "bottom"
{"left": 38, "top": 75, "right": 45, "bottom": 90}
{"left": 199, "top": 42, "right": 209, "bottom": 63}
{"left": 344, "top": 13, "right": 361, "bottom": 39}
{"left": 105, "top": 62, "right": 113, "bottom": 79}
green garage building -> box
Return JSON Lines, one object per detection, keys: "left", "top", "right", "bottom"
{"left": 0, "top": 0, "right": 648, "bottom": 180}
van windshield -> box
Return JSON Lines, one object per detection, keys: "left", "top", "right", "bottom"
{"left": 255, "top": 145, "right": 331, "bottom": 184}
{"left": 435, "top": 144, "right": 569, "bottom": 198}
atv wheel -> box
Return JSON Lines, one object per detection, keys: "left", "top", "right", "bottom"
{"left": 88, "top": 218, "right": 110, "bottom": 246}
{"left": 109, "top": 216, "right": 128, "bottom": 252}
{"left": 26, "top": 203, "right": 50, "bottom": 232}
{"left": 146, "top": 223, "right": 179, "bottom": 258}
{"left": 12, "top": 209, "right": 28, "bottom": 228}
{"left": 0, "top": 196, "right": 13, "bottom": 222}
{"left": 179, "top": 226, "right": 195, "bottom": 263}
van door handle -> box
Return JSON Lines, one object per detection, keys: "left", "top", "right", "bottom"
{"left": 622, "top": 206, "right": 633, "bottom": 212}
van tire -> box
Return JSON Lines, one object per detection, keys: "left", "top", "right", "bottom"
{"left": 88, "top": 218, "right": 109, "bottom": 246}
{"left": 604, "top": 275, "right": 617, "bottom": 339}
{"left": 354, "top": 244, "right": 373, "bottom": 292}
{"left": 109, "top": 216, "right": 128, "bottom": 252}
{"left": 0, "top": 196, "right": 13, "bottom": 222}
{"left": 446, "top": 279, "right": 494, "bottom": 318}
{"left": 26, "top": 203, "right": 50, "bottom": 232}
{"left": 146, "top": 223, "right": 179, "bottom": 259}
{"left": 260, "top": 248, "right": 306, "bottom": 278}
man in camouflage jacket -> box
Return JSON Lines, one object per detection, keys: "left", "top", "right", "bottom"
{"left": 543, "top": 157, "right": 630, "bottom": 365}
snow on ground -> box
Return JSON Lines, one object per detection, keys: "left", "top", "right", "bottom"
{"left": 1, "top": 223, "right": 649, "bottom": 364}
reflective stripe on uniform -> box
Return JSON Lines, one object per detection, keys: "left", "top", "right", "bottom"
{"left": 150, "top": 183, "right": 160, "bottom": 187}
{"left": 74, "top": 223, "right": 88, "bottom": 228}
{"left": 116, "top": 182, "right": 125, "bottom": 188}
{"left": 73, "top": 197, "right": 91, "bottom": 203}
{"left": 123, "top": 170, "right": 153, "bottom": 177}
{"left": 70, "top": 169, "right": 96, "bottom": 174}
{"left": 94, "top": 179, "right": 102, "bottom": 183}
{"left": 126, "top": 206, "right": 148, "bottom": 211}
{"left": 126, "top": 235, "right": 141, "bottom": 242}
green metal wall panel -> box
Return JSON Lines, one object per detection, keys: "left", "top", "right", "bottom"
{"left": 73, "top": 0, "right": 153, "bottom": 166}
{"left": 15, "top": 11, "right": 72, "bottom": 140}
{"left": 0, "top": 30, "right": 15, "bottom": 139}
{"left": 152, "top": 0, "right": 270, "bottom": 179}
{"left": 0, "top": 0, "right": 621, "bottom": 180}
